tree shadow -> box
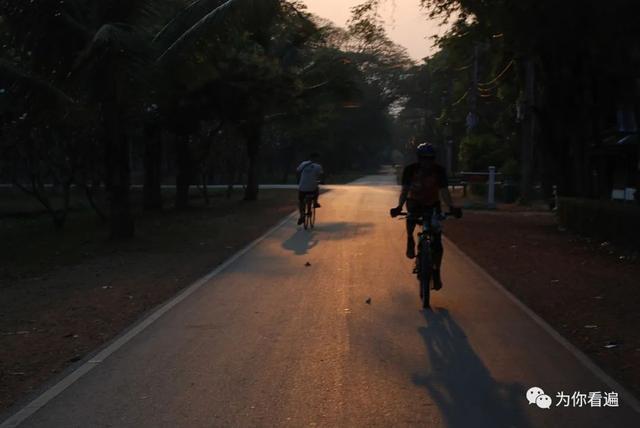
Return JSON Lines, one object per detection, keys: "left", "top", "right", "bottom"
{"left": 281, "top": 222, "right": 374, "bottom": 255}
{"left": 413, "top": 308, "right": 532, "bottom": 428}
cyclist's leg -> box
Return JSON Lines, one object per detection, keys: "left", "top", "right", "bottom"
{"left": 405, "top": 200, "right": 418, "bottom": 259}
{"left": 431, "top": 231, "right": 443, "bottom": 269}
{"left": 432, "top": 203, "right": 444, "bottom": 267}
{"left": 313, "top": 189, "right": 321, "bottom": 208}
{"left": 297, "top": 191, "right": 306, "bottom": 224}
{"left": 431, "top": 231, "right": 444, "bottom": 289}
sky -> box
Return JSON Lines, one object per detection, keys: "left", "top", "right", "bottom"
{"left": 301, "top": 0, "right": 446, "bottom": 61}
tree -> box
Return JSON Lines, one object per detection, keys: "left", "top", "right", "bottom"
{"left": 2, "top": 0, "right": 418, "bottom": 239}
{"left": 355, "top": 0, "right": 640, "bottom": 202}
{"left": 1, "top": 0, "right": 287, "bottom": 233}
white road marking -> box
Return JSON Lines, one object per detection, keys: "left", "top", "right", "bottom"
{"left": 445, "top": 237, "right": 640, "bottom": 414}
{"left": 0, "top": 212, "right": 298, "bottom": 428}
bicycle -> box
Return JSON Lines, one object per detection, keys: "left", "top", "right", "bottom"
{"left": 397, "top": 210, "right": 456, "bottom": 310}
{"left": 303, "top": 193, "right": 316, "bottom": 230}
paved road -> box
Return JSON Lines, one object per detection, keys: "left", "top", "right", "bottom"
{"left": 3, "top": 175, "right": 639, "bottom": 427}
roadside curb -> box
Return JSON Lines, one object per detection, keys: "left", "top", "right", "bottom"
{"left": 444, "top": 237, "right": 640, "bottom": 414}
{"left": 0, "top": 211, "right": 299, "bottom": 428}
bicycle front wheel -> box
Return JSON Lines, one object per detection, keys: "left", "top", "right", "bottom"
{"left": 418, "top": 241, "right": 432, "bottom": 309}
{"left": 304, "top": 199, "right": 312, "bottom": 230}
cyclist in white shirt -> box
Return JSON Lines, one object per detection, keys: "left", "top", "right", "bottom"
{"left": 296, "top": 153, "right": 324, "bottom": 225}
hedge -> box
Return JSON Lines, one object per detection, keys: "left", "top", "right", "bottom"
{"left": 557, "top": 197, "right": 640, "bottom": 248}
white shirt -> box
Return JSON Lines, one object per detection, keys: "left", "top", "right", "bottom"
{"left": 297, "top": 161, "right": 324, "bottom": 192}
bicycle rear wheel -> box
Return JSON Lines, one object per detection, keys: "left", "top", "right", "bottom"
{"left": 418, "top": 240, "right": 432, "bottom": 309}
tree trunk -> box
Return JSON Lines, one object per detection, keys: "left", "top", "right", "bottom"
{"left": 226, "top": 161, "right": 235, "bottom": 199}
{"left": 281, "top": 145, "right": 294, "bottom": 184}
{"left": 244, "top": 117, "right": 263, "bottom": 201}
{"left": 175, "top": 135, "right": 192, "bottom": 209}
{"left": 143, "top": 126, "right": 163, "bottom": 211}
{"left": 53, "top": 180, "right": 73, "bottom": 230}
{"left": 83, "top": 180, "right": 107, "bottom": 222}
{"left": 198, "top": 172, "right": 210, "bottom": 206}
{"left": 104, "top": 103, "right": 134, "bottom": 239}
{"left": 519, "top": 57, "right": 536, "bottom": 204}
{"left": 570, "top": 134, "right": 589, "bottom": 197}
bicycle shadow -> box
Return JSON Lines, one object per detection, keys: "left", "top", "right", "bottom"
{"left": 281, "top": 222, "right": 374, "bottom": 255}
{"left": 281, "top": 229, "right": 319, "bottom": 255}
{"left": 413, "top": 308, "right": 532, "bottom": 428}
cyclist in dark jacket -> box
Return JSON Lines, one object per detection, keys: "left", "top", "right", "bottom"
{"left": 390, "top": 143, "right": 462, "bottom": 289}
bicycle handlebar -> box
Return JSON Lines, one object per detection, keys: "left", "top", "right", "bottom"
{"left": 393, "top": 211, "right": 461, "bottom": 220}
{"left": 397, "top": 212, "right": 454, "bottom": 218}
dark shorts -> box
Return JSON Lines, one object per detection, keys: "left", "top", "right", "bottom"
{"left": 298, "top": 190, "right": 319, "bottom": 202}
{"left": 406, "top": 200, "right": 442, "bottom": 234}
{"left": 406, "top": 200, "right": 443, "bottom": 252}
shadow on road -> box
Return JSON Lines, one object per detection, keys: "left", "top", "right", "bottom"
{"left": 281, "top": 222, "right": 374, "bottom": 255}
{"left": 282, "top": 229, "right": 319, "bottom": 255}
{"left": 413, "top": 308, "right": 531, "bottom": 428}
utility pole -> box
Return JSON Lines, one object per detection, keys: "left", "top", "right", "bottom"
{"left": 488, "top": 166, "right": 496, "bottom": 209}
{"left": 446, "top": 137, "right": 453, "bottom": 175}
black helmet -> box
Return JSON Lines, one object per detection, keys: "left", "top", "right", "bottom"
{"left": 416, "top": 142, "right": 436, "bottom": 158}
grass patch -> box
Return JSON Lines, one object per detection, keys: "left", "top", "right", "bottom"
{"left": 0, "top": 188, "right": 296, "bottom": 284}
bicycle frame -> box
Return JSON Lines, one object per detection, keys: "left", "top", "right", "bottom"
{"left": 405, "top": 210, "right": 444, "bottom": 309}
{"left": 303, "top": 194, "right": 316, "bottom": 230}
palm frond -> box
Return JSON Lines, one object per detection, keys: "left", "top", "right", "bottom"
{"left": 155, "top": 0, "right": 280, "bottom": 64}
{"left": 0, "top": 59, "right": 76, "bottom": 105}
{"left": 73, "top": 23, "right": 149, "bottom": 72}
{"left": 152, "top": 0, "right": 226, "bottom": 50}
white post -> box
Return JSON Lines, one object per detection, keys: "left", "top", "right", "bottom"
{"left": 488, "top": 166, "right": 496, "bottom": 209}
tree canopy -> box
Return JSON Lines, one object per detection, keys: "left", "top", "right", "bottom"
{"left": 1, "top": 0, "right": 413, "bottom": 236}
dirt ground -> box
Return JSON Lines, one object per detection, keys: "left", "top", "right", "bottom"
{"left": 0, "top": 189, "right": 298, "bottom": 413}
{"left": 444, "top": 209, "right": 640, "bottom": 398}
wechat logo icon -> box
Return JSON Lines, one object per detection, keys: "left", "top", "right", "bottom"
{"left": 527, "top": 387, "right": 552, "bottom": 409}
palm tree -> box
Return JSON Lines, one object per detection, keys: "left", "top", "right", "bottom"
{"left": 2, "top": 0, "right": 347, "bottom": 232}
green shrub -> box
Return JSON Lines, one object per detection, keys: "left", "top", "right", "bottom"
{"left": 557, "top": 198, "right": 640, "bottom": 248}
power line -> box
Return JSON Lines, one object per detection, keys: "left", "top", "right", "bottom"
{"left": 478, "top": 59, "right": 514, "bottom": 87}
{"left": 452, "top": 89, "right": 469, "bottom": 106}
{"left": 454, "top": 64, "right": 472, "bottom": 72}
